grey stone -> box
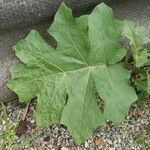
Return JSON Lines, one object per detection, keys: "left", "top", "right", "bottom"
{"left": 0, "top": 29, "right": 25, "bottom": 102}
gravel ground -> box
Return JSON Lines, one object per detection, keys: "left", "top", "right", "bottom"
{"left": 0, "top": 100, "right": 150, "bottom": 150}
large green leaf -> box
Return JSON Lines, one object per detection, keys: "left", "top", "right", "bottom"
{"left": 7, "top": 3, "right": 137, "bottom": 144}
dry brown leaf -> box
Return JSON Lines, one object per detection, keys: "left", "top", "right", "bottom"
{"left": 94, "top": 138, "right": 103, "bottom": 146}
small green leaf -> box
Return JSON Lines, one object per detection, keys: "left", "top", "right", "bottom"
{"left": 135, "top": 51, "right": 150, "bottom": 67}
{"left": 135, "top": 73, "right": 150, "bottom": 101}
{"left": 7, "top": 3, "right": 137, "bottom": 144}
{"left": 122, "top": 21, "right": 150, "bottom": 67}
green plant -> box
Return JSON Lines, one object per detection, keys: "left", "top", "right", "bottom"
{"left": 0, "top": 102, "right": 46, "bottom": 150}
{"left": 133, "top": 132, "right": 149, "bottom": 149}
{"left": 7, "top": 3, "right": 149, "bottom": 144}
{"left": 0, "top": 103, "right": 21, "bottom": 149}
{"left": 122, "top": 21, "right": 150, "bottom": 101}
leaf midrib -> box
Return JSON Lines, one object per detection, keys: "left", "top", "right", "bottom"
{"left": 31, "top": 64, "right": 107, "bottom": 81}
{"left": 17, "top": 65, "right": 107, "bottom": 84}
{"left": 63, "top": 10, "right": 89, "bottom": 66}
